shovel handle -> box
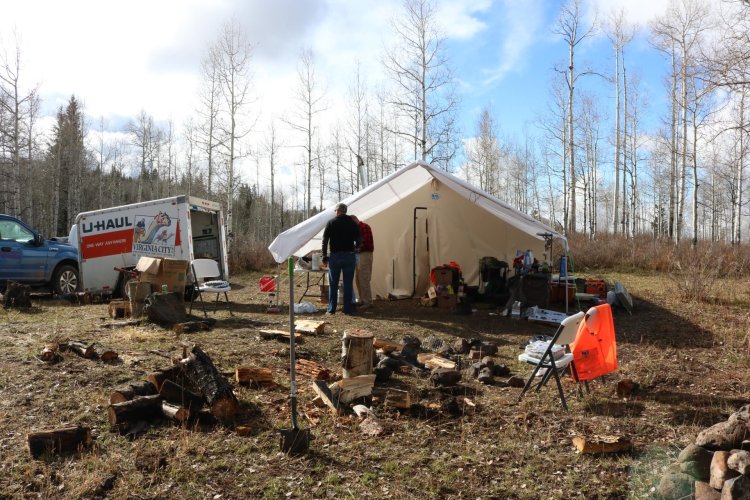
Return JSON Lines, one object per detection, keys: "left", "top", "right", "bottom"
{"left": 287, "top": 257, "right": 300, "bottom": 429}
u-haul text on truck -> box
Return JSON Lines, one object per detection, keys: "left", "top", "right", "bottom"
{"left": 75, "top": 196, "right": 229, "bottom": 297}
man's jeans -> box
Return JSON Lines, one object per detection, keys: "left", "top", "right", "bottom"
{"left": 327, "top": 251, "right": 357, "bottom": 314}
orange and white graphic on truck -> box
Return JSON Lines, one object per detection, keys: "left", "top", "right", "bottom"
{"left": 80, "top": 229, "right": 133, "bottom": 259}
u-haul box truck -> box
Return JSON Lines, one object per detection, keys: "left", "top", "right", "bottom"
{"left": 74, "top": 195, "right": 229, "bottom": 297}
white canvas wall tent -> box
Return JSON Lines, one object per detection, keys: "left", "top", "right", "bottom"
{"left": 268, "top": 161, "right": 566, "bottom": 299}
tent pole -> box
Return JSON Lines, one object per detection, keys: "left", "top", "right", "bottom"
{"left": 412, "top": 207, "right": 427, "bottom": 297}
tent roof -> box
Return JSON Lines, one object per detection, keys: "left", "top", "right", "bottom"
{"left": 268, "top": 161, "right": 565, "bottom": 263}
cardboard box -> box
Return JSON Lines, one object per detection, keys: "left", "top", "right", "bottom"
{"left": 136, "top": 257, "right": 188, "bottom": 295}
{"left": 434, "top": 268, "right": 455, "bottom": 286}
{"left": 437, "top": 292, "right": 456, "bottom": 309}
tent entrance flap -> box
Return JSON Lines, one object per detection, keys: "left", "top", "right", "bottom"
{"left": 413, "top": 207, "right": 428, "bottom": 296}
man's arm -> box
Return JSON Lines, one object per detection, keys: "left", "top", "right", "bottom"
{"left": 322, "top": 221, "right": 331, "bottom": 262}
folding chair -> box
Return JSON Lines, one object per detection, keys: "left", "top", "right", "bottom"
{"left": 568, "top": 304, "right": 618, "bottom": 382}
{"left": 517, "top": 311, "right": 587, "bottom": 410}
{"left": 189, "top": 258, "right": 232, "bottom": 317}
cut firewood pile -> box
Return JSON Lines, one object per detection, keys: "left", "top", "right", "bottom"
{"left": 106, "top": 344, "right": 239, "bottom": 436}
{"left": 299, "top": 329, "right": 523, "bottom": 420}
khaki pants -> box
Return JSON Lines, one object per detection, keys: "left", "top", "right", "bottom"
{"left": 355, "top": 251, "right": 373, "bottom": 305}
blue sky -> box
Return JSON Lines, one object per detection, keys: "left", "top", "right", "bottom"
{"left": 0, "top": 0, "right": 676, "bottom": 188}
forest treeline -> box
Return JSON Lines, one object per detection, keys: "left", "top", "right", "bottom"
{"left": 2, "top": 0, "right": 750, "bottom": 273}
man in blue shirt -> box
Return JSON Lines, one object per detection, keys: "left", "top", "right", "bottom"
{"left": 321, "top": 203, "right": 361, "bottom": 315}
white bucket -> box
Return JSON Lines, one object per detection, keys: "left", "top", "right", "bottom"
{"left": 311, "top": 253, "right": 321, "bottom": 270}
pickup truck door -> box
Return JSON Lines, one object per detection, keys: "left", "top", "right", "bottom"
{"left": 0, "top": 220, "right": 47, "bottom": 282}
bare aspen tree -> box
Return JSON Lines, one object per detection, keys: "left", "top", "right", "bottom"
{"left": 128, "top": 110, "right": 160, "bottom": 203}
{"left": 554, "top": 0, "right": 597, "bottom": 235}
{"left": 22, "top": 90, "right": 40, "bottom": 221}
{"left": 0, "top": 40, "right": 37, "bottom": 216}
{"left": 384, "top": 0, "right": 458, "bottom": 167}
{"left": 212, "top": 19, "right": 255, "bottom": 236}
{"left": 347, "top": 61, "right": 370, "bottom": 189}
{"left": 183, "top": 118, "right": 198, "bottom": 196}
{"left": 197, "top": 47, "right": 223, "bottom": 197}
{"left": 164, "top": 119, "right": 175, "bottom": 197}
{"left": 285, "top": 48, "right": 326, "bottom": 217}
{"left": 263, "top": 121, "right": 282, "bottom": 239}
{"left": 578, "top": 93, "right": 602, "bottom": 237}
{"left": 466, "top": 107, "right": 501, "bottom": 196}
{"left": 606, "top": 10, "right": 635, "bottom": 235}
{"left": 652, "top": 0, "right": 711, "bottom": 242}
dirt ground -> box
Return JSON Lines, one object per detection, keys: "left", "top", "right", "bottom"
{"left": 1, "top": 270, "right": 749, "bottom": 499}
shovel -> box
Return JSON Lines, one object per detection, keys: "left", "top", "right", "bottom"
{"left": 280, "top": 257, "right": 311, "bottom": 454}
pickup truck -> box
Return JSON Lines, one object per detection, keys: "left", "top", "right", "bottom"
{"left": 0, "top": 214, "right": 80, "bottom": 295}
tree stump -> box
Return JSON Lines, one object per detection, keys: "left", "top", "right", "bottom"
{"left": 341, "top": 328, "right": 374, "bottom": 378}
{"left": 3, "top": 281, "right": 31, "bottom": 309}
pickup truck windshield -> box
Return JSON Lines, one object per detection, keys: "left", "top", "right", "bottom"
{"left": 0, "top": 220, "right": 34, "bottom": 243}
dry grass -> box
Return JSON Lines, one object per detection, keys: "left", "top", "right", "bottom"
{"left": 0, "top": 270, "right": 748, "bottom": 498}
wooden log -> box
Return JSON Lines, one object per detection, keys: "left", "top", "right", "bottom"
{"left": 341, "top": 329, "right": 374, "bottom": 378}
{"left": 40, "top": 344, "right": 60, "bottom": 363}
{"left": 235, "top": 367, "right": 274, "bottom": 385}
{"left": 330, "top": 374, "right": 375, "bottom": 404}
{"left": 373, "top": 338, "right": 401, "bottom": 354}
{"left": 572, "top": 435, "right": 633, "bottom": 454}
{"left": 146, "top": 365, "right": 185, "bottom": 392}
{"left": 294, "top": 320, "right": 329, "bottom": 335}
{"left": 90, "top": 344, "right": 118, "bottom": 362}
{"left": 179, "top": 345, "right": 239, "bottom": 421}
{"left": 258, "top": 329, "right": 303, "bottom": 342}
{"left": 295, "top": 359, "right": 331, "bottom": 381}
{"left": 107, "top": 395, "right": 163, "bottom": 433}
{"left": 27, "top": 425, "right": 92, "bottom": 458}
{"left": 99, "top": 319, "right": 142, "bottom": 329}
{"left": 384, "top": 389, "right": 411, "bottom": 409}
{"left": 65, "top": 341, "right": 96, "bottom": 359}
{"left": 173, "top": 321, "right": 211, "bottom": 334}
{"left": 159, "top": 379, "right": 204, "bottom": 411}
{"left": 311, "top": 380, "right": 344, "bottom": 414}
{"left": 161, "top": 401, "right": 191, "bottom": 423}
{"left": 417, "top": 353, "right": 456, "bottom": 370}
{"left": 109, "top": 381, "right": 158, "bottom": 404}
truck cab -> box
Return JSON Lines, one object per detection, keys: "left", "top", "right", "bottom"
{"left": 0, "top": 215, "right": 80, "bottom": 295}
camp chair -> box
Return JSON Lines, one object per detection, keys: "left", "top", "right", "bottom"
{"left": 189, "top": 258, "right": 232, "bottom": 317}
{"left": 568, "top": 303, "right": 618, "bottom": 382}
{"left": 517, "top": 311, "right": 587, "bottom": 410}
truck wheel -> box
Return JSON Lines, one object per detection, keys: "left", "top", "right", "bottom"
{"left": 53, "top": 265, "right": 80, "bottom": 295}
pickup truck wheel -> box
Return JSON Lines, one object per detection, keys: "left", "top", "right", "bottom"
{"left": 53, "top": 265, "right": 80, "bottom": 295}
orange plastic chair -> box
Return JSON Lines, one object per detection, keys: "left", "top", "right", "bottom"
{"left": 568, "top": 303, "right": 617, "bottom": 381}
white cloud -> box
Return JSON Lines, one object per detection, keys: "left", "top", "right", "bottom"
{"left": 582, "top": 0, "right": 670, "bottom": 31}
{"left": 482, "top": 0, "right": 546, "bottom": 84}
{"left": 437, "top": 0, "right": 492, "bottom": 39}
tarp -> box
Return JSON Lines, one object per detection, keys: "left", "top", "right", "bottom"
{"left": 268, "top": 161, "right": 566, "bottom": 299}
